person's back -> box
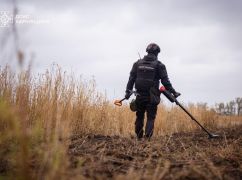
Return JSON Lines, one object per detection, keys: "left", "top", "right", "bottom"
{"left": 125, "top": 43, "right": 180, "bottom": 139}
{"left": 135, "top": 54, "right": 159, "bottom": 95}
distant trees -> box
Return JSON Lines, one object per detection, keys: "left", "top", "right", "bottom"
{"left": 236, "top": 98, "right": 242, "bottom": 116}
{"left": 216, "top": 97, "right": 242, "bottom": 116}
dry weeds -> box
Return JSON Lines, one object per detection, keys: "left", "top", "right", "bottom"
{"left": 0, "top": 65, "right": 241, "bottom": 179}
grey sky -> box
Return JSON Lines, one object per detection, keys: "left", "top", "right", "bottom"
{"left": 0, "top": 0, "right": 242, "bottom": 105}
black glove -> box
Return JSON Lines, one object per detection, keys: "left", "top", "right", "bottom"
{"left": 125, "top": 90, "right": 132, "bottom": 99}
{"left": 173, "top": 91, "right": 181, "bottom": 98}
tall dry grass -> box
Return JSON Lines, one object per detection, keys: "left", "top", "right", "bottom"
{"left": 0, "top": 65, "right": 241, "bottom": 179}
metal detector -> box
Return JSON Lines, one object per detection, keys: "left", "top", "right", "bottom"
{"left": 159, "top": 86, "right": 220, "bottom": 139}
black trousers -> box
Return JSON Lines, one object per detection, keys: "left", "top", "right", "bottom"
{"left": 135, "top": 96, "right": 158, "bottom": 138}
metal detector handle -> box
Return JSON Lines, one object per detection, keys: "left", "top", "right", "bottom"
{"left": 159, "top": 86, "right": 177, "bottom": 103}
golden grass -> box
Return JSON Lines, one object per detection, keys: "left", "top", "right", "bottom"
{"left": 0, "top": 65, "right": 241, "bottom": 179}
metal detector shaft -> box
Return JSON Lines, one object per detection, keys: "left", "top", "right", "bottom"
{"left": 120, "top": 97, "right": 126, "bottom": 102}
{"left": 159, "top": 86, "right": 214, "bottom": 137}
{"left": 174, "top": 100, "right": 213, "bottom": 137}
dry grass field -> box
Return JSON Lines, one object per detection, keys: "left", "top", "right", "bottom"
{"left": 0, "top": 65, "right": 241, "bottom": 180}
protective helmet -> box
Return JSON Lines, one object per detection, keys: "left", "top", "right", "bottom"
{"left": 146, "top": 43, "right": 160, "bottom": 54}
{"left": 130, "top": 99, "right": 137, "bottom": 112}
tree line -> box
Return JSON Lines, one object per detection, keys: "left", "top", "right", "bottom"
{"left": 215, "top": 98, "right": 242, "bottom": 116}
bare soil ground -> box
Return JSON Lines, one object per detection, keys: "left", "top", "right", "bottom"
{"left": 69, "top": 125, "right": 242, "bottom": 180}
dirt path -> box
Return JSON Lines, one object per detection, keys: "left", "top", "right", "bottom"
{"left": 68, "top": 125, "right": 242, "bottom": 180}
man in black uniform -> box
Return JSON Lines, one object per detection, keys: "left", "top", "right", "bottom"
{"left": 125, "top": 43, "right": 180, "bottom": 139}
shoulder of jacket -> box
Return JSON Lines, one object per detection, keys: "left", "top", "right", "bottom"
{"left": 157, "top": 60, "right": 164, "bottom": 65}
{"left": 157, "top": 60, "right": 166, "bottom": 68}
{"left": 135, "top": 58, "right": 143, "bottom": 64}
{"left": 132, "top": 60, "right": 140, "bottom": 67}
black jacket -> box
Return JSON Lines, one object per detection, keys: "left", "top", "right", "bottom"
{"left": 126, "top": 54, "right": 176, "bottom": 95}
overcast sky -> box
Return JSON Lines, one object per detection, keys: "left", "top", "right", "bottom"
{"left": 0, "top": 0, "right": 242, "bottom": 105}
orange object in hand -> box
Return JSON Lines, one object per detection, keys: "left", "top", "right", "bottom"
{"left": 114, "top": 97, "right": 126, "bottom": 106}
{"left": 114, "top": 100, "right": 122, "bottom": 106}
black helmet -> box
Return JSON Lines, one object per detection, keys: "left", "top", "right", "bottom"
{"left": 146, "top": 43, "right": 160, "bottom": 54}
